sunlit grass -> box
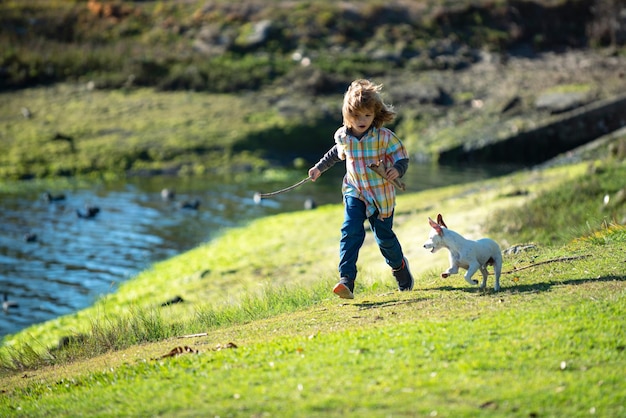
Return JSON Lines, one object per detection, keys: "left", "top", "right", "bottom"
{"left": 487, "top": 163, "right": 626, "bottom": 245}
{"left": 0, "top": 85, "right": 296, "bottom": 179}
{"left": 0, "top": 160, "right": 624, "bottom": 416}
{"left": 0, "top": 227, "right": 623, "bottom": 416}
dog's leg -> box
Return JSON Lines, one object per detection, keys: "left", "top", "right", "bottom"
{"left": 479, "top": 266, "right": 489, "bottom": 289}
{"left": 464, "top": 262, "right": 480, "bottom": 286}
{"left": 493, "top": 258, "right": 502, "bottom": 292}
{"left": 442, "top": 258, "right": 458, "bottom": 278}
{"left": 442, "top": 267, "right": 458, "bottom": 278}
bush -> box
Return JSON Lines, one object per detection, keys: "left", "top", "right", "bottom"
{"left": 157, "top": 53, "right": 293, "bottom": 93}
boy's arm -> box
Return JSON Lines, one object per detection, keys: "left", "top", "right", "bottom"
{"left": 386, "top": 130, "right": 409, "bottom": 177}
{"left": 314, "top": 145, "right": 341, "bottom": 173}
{"left": 393, "top": 158, "right": 409, "bottom": 178}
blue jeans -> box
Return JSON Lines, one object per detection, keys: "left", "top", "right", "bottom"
{"left": 339, "top": 196, "right": 405, "bottom": 281}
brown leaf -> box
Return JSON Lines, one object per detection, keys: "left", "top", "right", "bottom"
{"left": 152, "top": 346, "right": 198, "bottom": 360}
{"left": 480, "top": 400, "right": 498, "bottom": 410}
{"left": 212, "top": 342, "right": 238, "bottom": 351}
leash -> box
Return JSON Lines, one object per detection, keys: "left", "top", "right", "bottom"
{"left": 254, "top": 158, "right": 408, "bottom": 201}
{"left": 254, "top": 177, "right": 311, "bottom": 200}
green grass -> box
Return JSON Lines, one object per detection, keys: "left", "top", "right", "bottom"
{"left": 1, "top": 161, "right": 624, "bottom": 417}
{"left": 0, "top": 233, "right": 624, "bottom": 417}
{"left": 0, "top": 84, "right": 320, "bottom": 179}
{"left": 487, "top": 162, "right": 626, "bottom": 244}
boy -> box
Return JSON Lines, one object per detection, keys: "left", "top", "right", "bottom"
{"left": 308, "top": 79, "right": 413, "bottom": 299}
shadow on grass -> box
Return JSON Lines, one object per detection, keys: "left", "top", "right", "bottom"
{"left": 429, "top": 274, "right": 625, "bottom": 295}
{"left": 353, "top": 298, "right": 429, "bottom": 310}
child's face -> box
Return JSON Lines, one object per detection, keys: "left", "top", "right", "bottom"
{"left": 347, "top": 109, "right": 375, "bottom": 137}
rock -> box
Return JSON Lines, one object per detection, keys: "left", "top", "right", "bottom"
{"left": 504, "top": 244, "right": 538, "bottom": 255}
{"left": 241, "top": 19, "right": 272, "bottom": 48}
{"left": 21, "top": 107, "right": 32, "bottom": 119}
{"left": 535, "top": 91, "right": 591, "bottom": 114}
{"left": 391, "top": 83, "right": 453, "bottom": 106}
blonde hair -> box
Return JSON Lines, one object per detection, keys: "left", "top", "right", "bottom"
{"left": 342, "top": 79, "right": 396, "bottom": 130}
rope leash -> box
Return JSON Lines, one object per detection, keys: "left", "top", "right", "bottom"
{"left": 254, "top": 177, "right": 311, "bottom": 200}
{"left": 254, "top": 159, "right": 405, "bottom": 201}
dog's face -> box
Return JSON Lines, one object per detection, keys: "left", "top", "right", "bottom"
{"left": 423, "top": 228, "right": 444, "bottom": 253}
{"left": 423, "top": 215, "right": 447, "bottom": 253}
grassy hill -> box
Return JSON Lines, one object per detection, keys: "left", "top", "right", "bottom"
{"left": 0, "top": 1, "right": 624, "bottom": 415}
{"left": 1, "top": 158, "right": 624, "bottom": 417}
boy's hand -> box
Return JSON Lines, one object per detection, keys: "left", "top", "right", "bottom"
{"left": 308, "top": 167, "right": 321, "bottom": 181}
{"left": 385, "top": 167, "right": 400, "bottom": 181}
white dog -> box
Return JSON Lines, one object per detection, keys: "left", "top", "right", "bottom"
{"left": 423, "top": 214, "right": 502, "bottom": 291}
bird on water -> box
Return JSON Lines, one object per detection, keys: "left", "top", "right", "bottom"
{"left": 3, "top": 293, "right": 18, "bottom": 311}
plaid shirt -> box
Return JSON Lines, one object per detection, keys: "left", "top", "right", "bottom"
{"left": 334, "top": 126, "right": 409, "bottom": 219}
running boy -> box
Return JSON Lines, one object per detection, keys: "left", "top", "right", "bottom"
{"left": 308, "top": 79, "right": 413, "bottom": 299}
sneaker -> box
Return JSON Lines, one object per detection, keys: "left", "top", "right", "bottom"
{"left": 333, "top": 279, "right": 354, "bottom": 299}
{"left": 392, "top": 257, "right": 414, "bottom": 291}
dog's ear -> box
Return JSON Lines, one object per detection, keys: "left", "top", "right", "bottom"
{"left": 436, "top": 214, "right": 447, "bottom": 229}
{"left": 428, "top": 217, "right": 443, "bottom": 236}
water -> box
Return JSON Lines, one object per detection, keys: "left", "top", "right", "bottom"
{"left": 0, "top": 164, "right": 515, "bottom": 337}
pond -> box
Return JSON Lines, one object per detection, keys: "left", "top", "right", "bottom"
{"left": 0, "top": 163, "right": 516, "bottom": 337}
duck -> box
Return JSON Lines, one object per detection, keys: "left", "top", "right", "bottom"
{"left": 77, "top": 205, "right": 100, "bottom": 219}
{"left": 178, "top": 199, "right": 200, "bottom": 210}
{"left": 2, "top": 293, "right": 18, "bottom": 311}
{"left": 161, "top": 188, "right": 176, "bottom": 201}
{"left": 24, "top": 232, "right": 38, "bottom": 242}
{"left": 304, "top": 197, "right": 317, "bottom": 210}
{"left": 43, "top": 191, "right": 66, "bottom": 202}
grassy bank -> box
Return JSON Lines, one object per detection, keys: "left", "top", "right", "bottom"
{"left": 0, "top": 84, "right": 326, "bottom": 179}
{"left": 1, "top": 160, "right": 624, "bottom": 416}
